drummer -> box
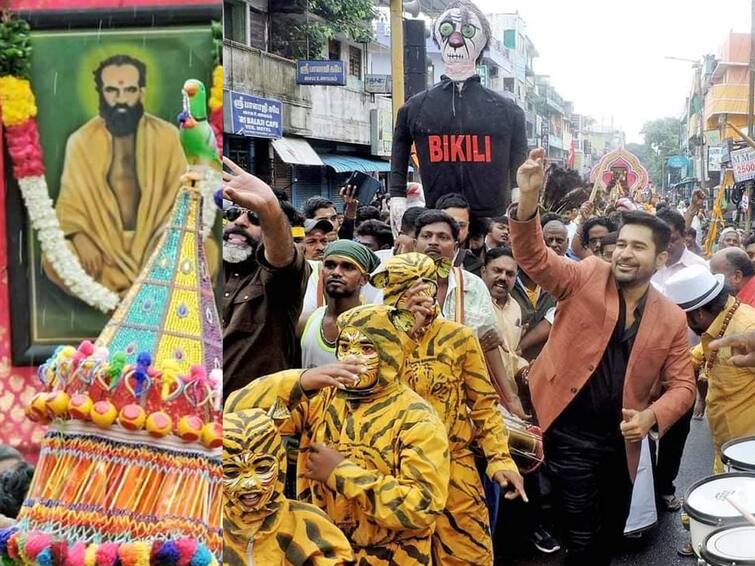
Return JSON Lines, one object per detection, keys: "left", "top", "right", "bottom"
{"left": 666, "top": 266, "right": 755, "bottom": 472}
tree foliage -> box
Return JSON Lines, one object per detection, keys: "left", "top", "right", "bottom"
{"left": 631, "top": 118, "right": 683, "bottom": 188}
{"left": 270, "top": 0, "right": 375, "bottom": 60}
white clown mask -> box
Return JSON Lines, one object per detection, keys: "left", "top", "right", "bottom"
{"left": 433, "top": 1, "right": 490, "bottom": 82}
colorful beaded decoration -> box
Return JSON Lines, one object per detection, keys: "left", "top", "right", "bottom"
{"left": 0, "top": 96, "right": 223, "bottom": 564}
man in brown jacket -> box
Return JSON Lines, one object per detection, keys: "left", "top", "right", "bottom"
{"left": 510, "top": 149, "right": 696, "bottom": 565}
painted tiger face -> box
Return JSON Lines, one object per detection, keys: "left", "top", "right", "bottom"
{"left": 336, "top": 327, "right": 380, "bottom": 392}
{"left": 223, "top": 410, "right": 285, "bottom": 523}
{"left": 223, "top": 452, "right": 279, "bottom": 513}
{"left": 336, "top": 305, "right": 415, "bottom": 399}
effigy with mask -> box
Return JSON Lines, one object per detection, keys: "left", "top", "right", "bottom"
{"left": 389, "top": 0, "right": 528, "bottom": 233}
{"left": 225, "top": 304, "right": 450, "bottom": 566}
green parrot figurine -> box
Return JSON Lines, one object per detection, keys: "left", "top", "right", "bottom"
{"left": 178, "top": 79, "right": 221, "bottom": 171}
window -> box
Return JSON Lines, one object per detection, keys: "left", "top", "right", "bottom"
{"left": 503, "top": 29, "right": 516, "bottom": 49}
{"left": 224, "top": 1, "right": 247, "bottom": 44}
{"left": 249, "top": 6, "right": 268, "bottom": 50}
{"left": 349, "top": 45, "right": 362, "bottom": 78}
{"left": 503, "top": 77, "right": 514, "bottom": 93}
{"left": 329, "top": 39, "right": 341, "bottom": 61}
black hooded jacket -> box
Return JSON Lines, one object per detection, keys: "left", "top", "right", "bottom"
{"left": 390, "top": 75, "right": 527, "bottom": 217}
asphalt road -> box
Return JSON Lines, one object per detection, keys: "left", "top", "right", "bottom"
{"left": 495, "top": 418, "right": 715, "bottom": 565}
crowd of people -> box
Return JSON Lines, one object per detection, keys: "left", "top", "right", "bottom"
{"left": 221, "top": 149, "right": 755, "bottom": 565}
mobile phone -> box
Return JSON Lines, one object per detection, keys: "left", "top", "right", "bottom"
{"left": 345, "top": 171, "right": 381, "bottom": 205}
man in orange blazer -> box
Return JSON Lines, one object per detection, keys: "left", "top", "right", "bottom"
{"left": 510, "top": 149, "right": 696, "bottom": 565}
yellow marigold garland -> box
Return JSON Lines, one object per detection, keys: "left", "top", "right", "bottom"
{"left": 209, "top": 65, "right": 222, "bottom": 112}
{"left": 0, "top": 76, "right": 37, "bottom": 126}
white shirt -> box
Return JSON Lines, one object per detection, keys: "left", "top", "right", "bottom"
{"left": 651, "top": 248, "right": 708, "bottom": 295}
{"left": 300, "top": 307, "right": 337, "bottom": 368}
{"left": 442, "top": 268, "right": 498, "bottom": 336}
{"left": 651, "top": 248, "right": 706, "bottom": 346}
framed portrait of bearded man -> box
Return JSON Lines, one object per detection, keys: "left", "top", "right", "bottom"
{"left": 5, "top": 8, "right": 222, "bottom": 365}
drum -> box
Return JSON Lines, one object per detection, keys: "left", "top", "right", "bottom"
{"left": 500, "top": 409, "right": 544, "bottom": 474}
{"left": 722, "top": 437, "right": 755, "bottom": 472}
{"left": 699, "top": 525, "right": 755, "bottom": 566}
{"left": 683, "top": 472, "right": 755, "bottom": 556}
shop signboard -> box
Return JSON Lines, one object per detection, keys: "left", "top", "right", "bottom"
{"left": 230, "top": 91, "right": 282, "bottom": 138}
{"left": 708, "top": 145, "right": 723, "bottom": 172}
{"left": 731, "top": 147, "right": 755, "bottom": 182}
{"left": 296, "top": 60, "right": 346, "bottom": 85}
{"left": 370, "top": 109, "right": 393, "bottom": 156}
{"left": 365, "top": 74, "right": 392, "bottom": 94}
{"left": 477, "top": 64, "right": 488, "bottom": 87}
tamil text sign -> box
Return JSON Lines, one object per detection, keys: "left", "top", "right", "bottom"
{"left": 230, "top": 92, "right": 282, "bottom": 138}
{"left": 296, "top": 60, "right": 346, "bottom": 86}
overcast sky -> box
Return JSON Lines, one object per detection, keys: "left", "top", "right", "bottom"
{"left": 474, "top": 0, "right": 751, "bottom": 143}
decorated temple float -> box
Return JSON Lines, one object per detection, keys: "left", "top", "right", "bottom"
{"left": 589, "top": 147, "right": 652, "bottom": 205}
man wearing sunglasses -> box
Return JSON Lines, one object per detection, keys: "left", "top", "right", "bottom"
{"left": 222, "top": 157, "right": 311, "bottom": 400}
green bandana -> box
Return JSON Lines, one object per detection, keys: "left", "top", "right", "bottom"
{"left": 323, "top": 239, "right": 380, "bottom": 274}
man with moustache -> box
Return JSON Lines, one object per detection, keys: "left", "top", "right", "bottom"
{"left": 511, "top": 148, "right": 696, "bottom": 566}
{"left": 300, "top": 240, "right": 380, "bottom": 368}
{"left": 222, "top": 157, "right": 311, "bottom": 398}
{"left": 46, "top": 55, "right": 218, "bottom": 295}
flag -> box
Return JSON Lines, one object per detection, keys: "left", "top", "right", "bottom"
{"left": 567, "top": 140, "right": 575, "bottom": 169}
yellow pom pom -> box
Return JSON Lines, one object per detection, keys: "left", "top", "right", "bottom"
{"left": 59, "top": 346, "right": 77, "bottom": 360}
{"left": 85, "top": 544, "right": 98, "bottom": 566}
{"left": 133, "top": 542, "right": 151, "bottom": 566}
{"left": 209, "top": 65, "right": 223, "bottom": 111}
{"left": 0, "top": 77, "right": 37, "bottom": 127}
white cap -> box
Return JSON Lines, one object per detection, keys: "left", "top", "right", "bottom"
{"left": 665, "top": 265, "right": 725, "bottom": 312}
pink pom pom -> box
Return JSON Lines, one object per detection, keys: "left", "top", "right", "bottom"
{"left": 24, "top": 532, "right": 51, "bottom": 559}
{"left": 189, "top": 366, "right": 206, "bottom": 381}
{"left": 78, "top": 341, "right": 95, "bottom": 356}
{"left": 65, "top": 543, "right": 87, "bottom": 566}
{"left": 95, "top": 543, "right": 119, "bottom": 566}
{"left": 174, "top": 539, "right": 197, "bottom": 566}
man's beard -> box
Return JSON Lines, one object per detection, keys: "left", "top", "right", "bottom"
{"left": 223, "top": 227, "right": 257, "bottom": 264}
{"left": 99, "top": 97, "right": 144, "bottom": 137}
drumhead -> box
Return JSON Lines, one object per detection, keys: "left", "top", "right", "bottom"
{"left": 722, "top": 437, "right": 755, "bottom": 472}
{"left": 700, "top": 525, "right": 755, "bottom": 565}
{"left": 683, "top": 473, "right": 755, "bottom": 526}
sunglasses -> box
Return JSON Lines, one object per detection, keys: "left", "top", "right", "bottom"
{"left": 224, "top": 206, "right": 259, "bottom": 225}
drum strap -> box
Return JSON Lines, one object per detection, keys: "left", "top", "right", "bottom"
{"left": 453, "top": 267, "right": 465, "bottom": 324}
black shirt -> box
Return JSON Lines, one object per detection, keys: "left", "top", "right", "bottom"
{"left": 390, "top": 75, "right": 527, "bottom": 217}
{"left": 551, "top": 292, "right": 647, "bottom": 445}
{"left": 223, "top": 245, "right": 311, "bottom": 400}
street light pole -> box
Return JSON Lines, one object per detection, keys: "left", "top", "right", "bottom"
{"left": 390, "top": 0, "right": 405, "bottom": 125}
{"left": 746, "top": 0, "right": 755, "bottom": 230}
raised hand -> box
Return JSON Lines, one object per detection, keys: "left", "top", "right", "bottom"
{"left": 515, "top": 148, "right": 546, "bottom": 220}
{"left": 221, "top": 156, "right": 277, "bottom": 213}
{"left": 516, "top": 148, "right": 546, "bottom": 198}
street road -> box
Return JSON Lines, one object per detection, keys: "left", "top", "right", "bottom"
{"left": 496, "top": 418, "right": 715, "bottom": 565}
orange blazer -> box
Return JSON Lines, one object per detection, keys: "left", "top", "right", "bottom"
{"left": 510, "top": 211, "right": 696, "bottom": 480}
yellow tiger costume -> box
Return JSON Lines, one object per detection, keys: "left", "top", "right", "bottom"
{"left": 223, "top": 409, "right": 354, "bottom": 566}
{"left": 373, "top": 253, "right": 519, "bottom": 566}
{"left": 226, "top": 305, "right": 451, "bottom": 566}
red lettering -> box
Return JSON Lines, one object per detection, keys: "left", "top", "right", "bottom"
{"left": 466, "top": 135, "right": 472, "bottom": 160}
{"left": 450, "top": 135, "right": 465, "bottom": 162}
{"left": 429, "top": 135, "right": 443, "bottom": 162}
{"left": 484, "top": 135, "right": 492, "bottom": 163}
{"left": 442, "top": 135, "right": 450, "bottom": 161}
{"left": 472, "top": 136, "right": 485, "bottom": 162}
